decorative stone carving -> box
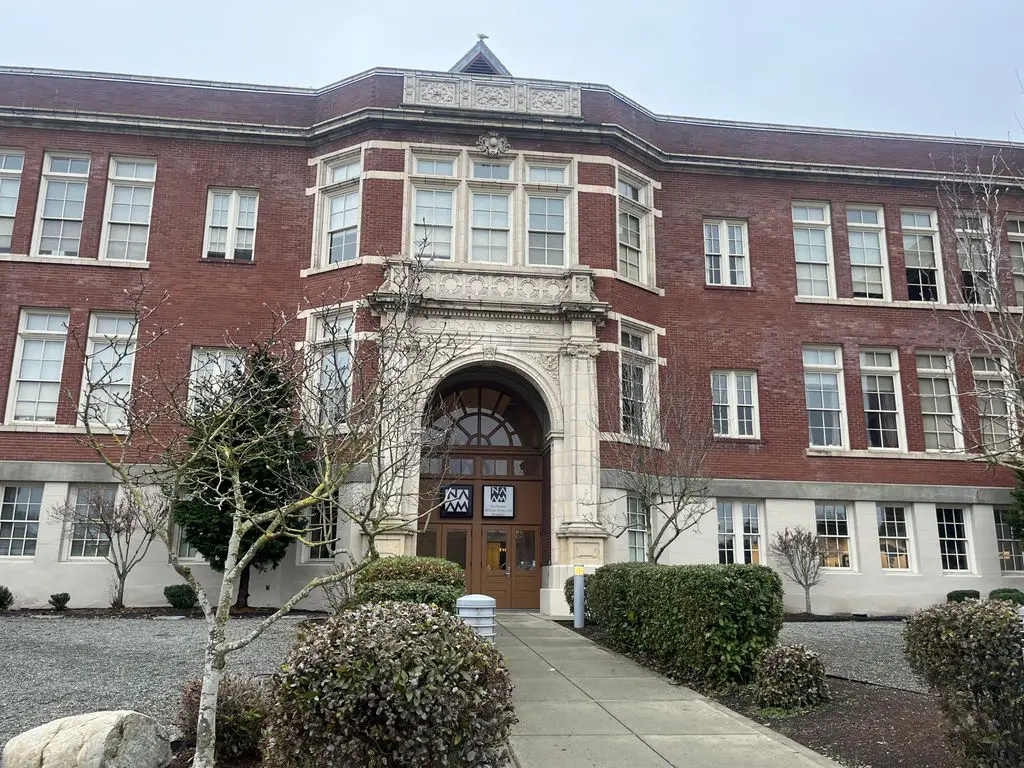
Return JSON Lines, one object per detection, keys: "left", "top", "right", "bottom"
{"left": 421, "top": 268, "right": 569, "bottom": 304}
{"left": 418, "top": 80, "right": 456, "bottom": 105}
{"left": 530, "top": 89, "right": 567, "bottom": 113}
{"left": 476, "top": 131, "right": 511, "bottom": 157}
{"left": 474, "top": 85, "right": 513, "bottom": 109}
{"left": 403, "top": 75, "right": 582, "bottom": 118}
{"left": 482, "top": 345, "right": 498, "bottom": 360}
{"left": 523, "top": 351, "right": 560, "bottom": 382}
{"left": 560, "top": 342, "right": 601, "bottom": 359}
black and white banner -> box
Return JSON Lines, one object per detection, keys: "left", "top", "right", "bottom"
{"left": 482, "top": 485, "right": 515, "bottom": 518}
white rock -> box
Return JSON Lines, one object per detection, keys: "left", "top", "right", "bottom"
{"left": 2, "top": 710, "right": 172, "bottom": 768}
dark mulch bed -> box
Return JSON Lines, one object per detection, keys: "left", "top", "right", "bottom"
{"left": 784, "top": 612, "right": 905, "bottom": 622}
{"left": 559, "top": 622, "right": 952, "bottom": 768}
{"left": 170, "top": 743, "right": 260, "bottom": 768}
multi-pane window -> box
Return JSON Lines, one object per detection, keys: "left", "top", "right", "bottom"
{"left": 189, "top": 347, "right": 243, "bottom": 412}
{"left": 36, "top": 153, "right": 90, "bottom": 257}
{"left": 67, "top": 486, "right": 116, "bottom": 558}
{"left": 81, "top": 313, "right": 137, "bottom": 427}
{"left": 971, "top": 356, "right": 1011, "bottom": 452}
{"left": 175, "top": 525, "right": 201, "bottom": 560}
{"left": 627, "top": 496, "right": 649, "bottom": 562}
{"left": 470, "top": 192, "right": 509, "bottom": 263}
{"left": 877, "top": 505, "right": 910, "bottom": 569}
{"left": 415, "top": 157, "right": 454, "bottom": 176}
{"left": 620, "top": 328, "right": 653, "bottom": 437}
{"left": 936, "top": 507, "right": 970, "bottom": 571}
{"left": 306, "top": 506, "right": 339, "bottom": 561}
{"left": 330, "top": 158, "right": 361, "bottom": 184}
{"left": 528, "top": 165, "right": 565, "bottom": 184}
{"left": 102, "top": 158, "right": 156, "bottom": 262}
{"left": 717, "top": 500, "right": 762, "bottom": 564}
{"left": 793, "top": 203, "right": 833, "bottom": 298}
{"left": 711, "top": 370, "right": 758, "bottom": 438}
{"left": 617, "top": 172, "right": 651, "bottom": 282}
{"left": 528, "top": 196, "right": 565, "bottom": 266}
{"left": 412, "top": 189, "right": 453, "bottom": 258}
{"left": 816, "top": 503, "right": 852, "bottom": 567}
{"left": 704, "top": 219, "right": 749, "bottom": 287}
{"left": 1008, "top": 219, "right": 1024, "bottom": 306}
{"left": 803, "top": 347, "right": 845, "bottom": 448}
{"left": 916, "top": 352, "right": 961, "bottom": 451}
{"left": 204, "top": 189, "right": 258, "bottom": 261}
{"left": 995, "top": 509, "right": 1024, "bottom": 572}
{"left": 847, "top": 206, "right": 888, "bottom": 299}
{"left": 901, "top": 209, "right": 942, "bottom": 302}
{"left": 0, "top": 485, "right": 42, "bottom": 557}
{"left": 473, "top": 162, "right": 510, "bottom": 180}
{"left": 314, "top": 313, "right": 353, "bottom": 426}
{"left": 323, "top": 154, "right": 362, "bottom": 265}
{"left": 0, "top": 150, "right": 24, "bottom": 253}
{"left": 9, "top": 310, "right": 68, "bottom": 424}
{"left": 955, "top": 216, "right": 992, "bottom": 304}
{"left": 860, "top": 350, "right": 903, "bottom": 450}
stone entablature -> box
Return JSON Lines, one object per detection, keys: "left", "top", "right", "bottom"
{"left": 402, "top": 74, "right": 582, "bottom": 118}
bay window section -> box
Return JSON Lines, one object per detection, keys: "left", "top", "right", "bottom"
{"left": 617, "top": 171, "right": 652, "bottom": 283}
{"left": 321, "top": 153, "right": 362, "bottom": 266}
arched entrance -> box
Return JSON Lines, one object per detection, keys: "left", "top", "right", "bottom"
{"left": 418, "top": 376, "right": 548, "bottom": 609}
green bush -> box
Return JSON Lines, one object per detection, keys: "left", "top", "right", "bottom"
{"left": 587, "top": 562, "right": 784, "bottom": 686}
{"left": 756, "top": 644, "right": 830, "bottom": 710}
{"left": 263, "top": 601, "right": 516, "bottom": 768}
{"left": 0, "top": 585, "right": 13, "bottom": 611}
{"left": 990, "top": 587, "right": 1024, "bottom": 605}
{"left": 48, "top": 593, "right": 70, "bottom": 611}
{"left": 904, "top": 599, "right": 1024, "bottom": 766}
{"left": 563, "top": 574, "right": 592, "bottom": 621}
{"left": 946, "top": 589, "right": 981, "bottom": 602}
{"left": 355, "top": 555, "right": 465, "bottom": 588}
{"left": 177, "top": 674, "right": 272, "bottom": 764}
{"left": 163, "top": 584, "right": 198, "bottom": 610}
{"left": 353, "top": 580, "right": 464, "bottom": 613}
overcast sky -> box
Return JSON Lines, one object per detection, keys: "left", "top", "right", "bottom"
{"left": 4, "top": 0, "right": 1024, "bottom": 141}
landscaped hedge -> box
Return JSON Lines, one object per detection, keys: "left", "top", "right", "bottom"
{"left": 587, "top": 562, "right": 784, "bottom": 685}
{"left": 563, "top": 574, "right": 592, "bottom": 622}
{"left": 946, "top": 589, "right": 980, "bottom": 602}
{"left": 355, "top": 556, "right": 465, "bottom": 588}
{"left": 989, "top": 587, "right": 1024, "bottom": 605}
{"left": 352, "top": 580, "right": 464, "bottom": 613}
{"left": 904, "top": 599, "right": 1024, "bottom": 766}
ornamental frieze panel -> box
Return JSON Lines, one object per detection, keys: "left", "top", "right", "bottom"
{"left": 403, "top": 75, "right": 582, "bottom": 118}
{"left": 420, "top": 269, "right": 571, "bottom": 305}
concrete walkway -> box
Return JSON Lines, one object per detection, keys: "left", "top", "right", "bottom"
{"left": 496, "top": 613, "right": 841, "bottom": 768}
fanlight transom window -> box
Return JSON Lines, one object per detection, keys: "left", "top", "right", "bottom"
{"left": 429, "top": 386, "right": 541, "bottom": 448}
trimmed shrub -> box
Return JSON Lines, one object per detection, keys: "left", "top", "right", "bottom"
{"left": 756, "top": 644, "right": 830, "bottom": 710}
{"left": 163, "top": 584, "right": 198, "bottom": 610}
{"left": 263, "top": 601, "right": 516, "bottom": 767}
{"left": 990, "top": 587, "right": 1024, "bottom": 605}
{"left": 0, "top": 585, "right": 13, "bottom": 611}
{"left": 178, "top": 674, "right": 272, "bottom": 763}
{"left": 564, "top": 574, "right": 592, "bottom": 621}
{"left": 48, "top": 593, "right": 70, "bottom": 611}
{"left": 355, "top": 555, "right": 465, "bottom": 588}
{"left": 905, "top": 599, "right": 1024, "bottom": 766}
{"left": 946, "top": 589, "right": 980, "bottom": 602}
{"left": 587, "top": 562, "right": 784, "bottom": 685}
{"left": 352, "top": 580, "right": 463, "bottom": 613}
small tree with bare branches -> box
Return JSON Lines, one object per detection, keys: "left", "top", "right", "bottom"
{"left": 768, "top": 527, "right": 823, "bottom": 615}
{"left": 49, "top": 487, "right": 163, "bottom": 609}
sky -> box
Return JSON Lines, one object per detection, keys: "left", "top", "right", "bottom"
{"left": 3, "top": 0, "right": 1024, "bottom": 141}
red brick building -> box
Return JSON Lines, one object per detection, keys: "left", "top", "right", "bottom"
{"left": 1, "top": 42, "right": 1020, "bottom": 613}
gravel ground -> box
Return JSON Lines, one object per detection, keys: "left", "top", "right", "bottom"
{"left": 0, "top": 615, "right": 304, "bottom": 748}
{"left": 780, "top": 620, "right": 927, "bottom": 693}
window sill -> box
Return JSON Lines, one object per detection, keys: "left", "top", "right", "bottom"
{"left": 0, "top": 254, "right": 150, "bottom": 269}
{"left": 705, "top": 284, "right": 756, "bottom": 292}
{"left": 941, "top": 571, "right": 979, "bottom": 577}
{"left": 716, "top": 435, "right": 762, "bottom": 443}
{"left": 592, "top": 269, "right": 664, "bottom": 296}
{"left": 198, "top": 258, "right": 256, "bottom": 266}
{"left": 880, "top": 570, "right": 920, "bottom": 575}
{"left": 806, "top": 448, "right": 973, "bottom": 460}
{"left": 300, "top": 255, "right": 384, "bottom": 278}
{"left": 821, "top": 567, "right": 857, "bottom": 574}
{"left": 0, "top": 424, "right": 127, "bottom": 435}
{"left": 0, "top": 556, "right": 36, "bottom": 561}
{"left": 795, "top": 296, "right": 1024, "bottom": 313}
{"left": 600, "top": 431, "right": 669, "bottom": 450}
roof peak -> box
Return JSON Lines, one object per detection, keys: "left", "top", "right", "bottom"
{"left": 449, "top": 38, "right": 511, "bottom": 77}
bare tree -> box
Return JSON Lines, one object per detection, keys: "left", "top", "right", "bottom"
{"left": 768, "top": 527, "right": 823, "bottom": 614}
{"left": 596, "top": 349, "right": 717, "bottom": 563}
{"left": 68, "top": 246, "right": 466, "bottom": 768}
{"left": 49, "top": 487, "right": 163, "bottom": 609}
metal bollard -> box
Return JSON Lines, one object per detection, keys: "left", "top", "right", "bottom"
{"left": 573, "top": 564, "right": 585, "bottom": 629}
{"left": 457, "top": 594, "right": 497, "bottom": 641}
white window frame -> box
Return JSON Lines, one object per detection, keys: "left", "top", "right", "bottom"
{"left": 300, "top": 505, "right": 339, "bottom": 563}
{"left": 188, "top": 347, "right": 243, "bottom": 412}
{"left": 710, "top": 370, "right": 760, "bottom": 439}
{"left": 0, "top": 149, "right": 25, "bottom": 254}
{"left": 0, "top": 484, "right": 43, "bottom": 557}
{"left": 414, "top": 156, "right": 456, "bottom": 177}
{"left": 32, "top": 152, "right": 91, "bottom": 258}
{"left": 79, "top": 313, "right": 138, "bottom": 428}
{"left": 815, "top": 502, "right": 854, "bottom": 569}
{"left": 803, "top": 346, "right": 848, "bottom": 449}
{"left": 469, "top": 190, "right": 511, "bottom": 264}
{"left": 99, "top": 157, "right": 156, "bottom": 263}
{"left": 995, "top": 508, "right": 1024, "bottom": 573}
{"left": 411, "top": 186, "right": 455, "bottom": 260}
{"left": 703, "top": 218, "right": 750, "bottom": 287}
{"left": 915, "top": 351, "right": 963, "bottom": 452}
{"left": 472, "top": 160, "right": 512, "bottom": 181}
{"left": 626, "top": 495, "right": 649, "bottom": 563}
{"left": 619, "top": 324, "right": 656, "bottom": 438}
{"left": 317, "top": 150, "right": 363, "bottom": 268}
{"left": 307, "top": 311, "right": 354, "bottom": 428}
{"left": 876, "top": 504, "right": 913, "bottom": 571}
{"left": 65, "top": 485, "right": 117, "bottom": 559}
{"left": 847, "top": 205, "right": 890, "bottom": 300}
{"left": 6, "top": 309, "right": 69, "bottom": 425}
{"left": 955, "top": 215, "right": 995, "bottom": 305}
{"left": 792, "top": 202, "right": 835, "bottom": 298}
{"left": 173, "top": 524, "right": 202, "bottom": 561}
{"left": 1008, "top": 219, "right": 1024, "bottom": 306}
{"left": 527, "top": 164, "right": 567, "bottom": 184}
{"left": 527, "top": 193, "right": 568, "bottom": 267}
{"left": 202, "top": 188, "right": 258, "bottom": 261}
{"left": 936, "top": 506, "right": 973, "bottom": 572}
{"left": 859, "top": 349, "right": 906, "bottom": 451}
{"left": 971, "top": 355, "right": 1013, "bottom": 452}
{"left": 617, "top": 170, "right": 653, "bottom": 284}
{"left": 901, "top": 208, "right": 945, "bottom": 303}
{"left": 716, "top": 500, "right": 763, "bottom": 564}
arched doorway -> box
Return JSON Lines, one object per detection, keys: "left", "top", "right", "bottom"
{"left": 418, "top": 378, "right": 547, "bottom": 609}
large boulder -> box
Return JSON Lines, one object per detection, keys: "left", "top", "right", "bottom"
{"left": 2, "top": 710, "right": 171, "bottom": 768}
